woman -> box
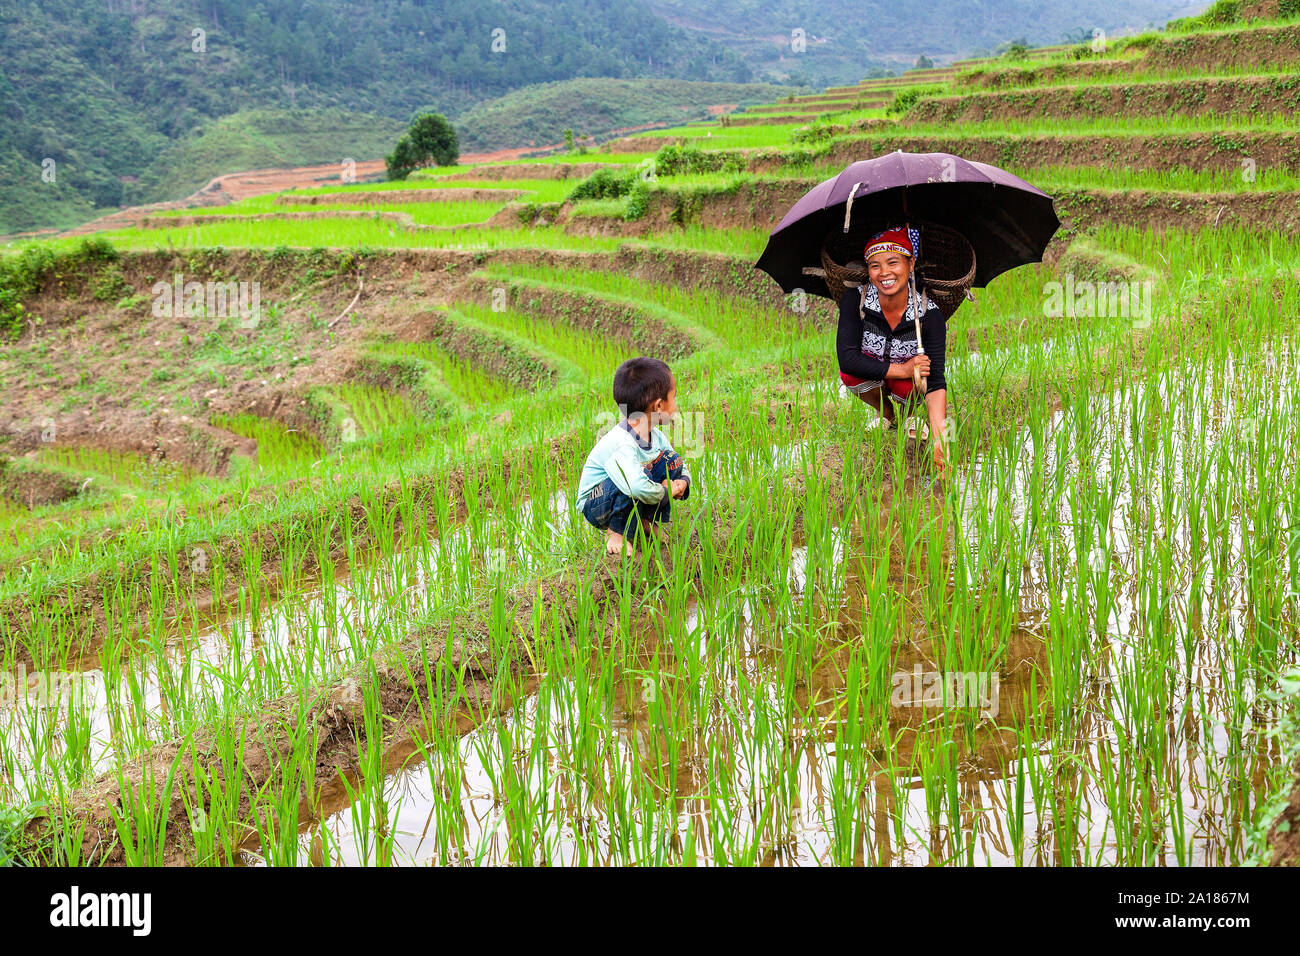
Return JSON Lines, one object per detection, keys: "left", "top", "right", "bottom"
{"left": 837, "top": 224, "right": 948, "bottom": 473}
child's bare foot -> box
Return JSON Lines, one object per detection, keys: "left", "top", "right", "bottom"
{"left": 605, "top": 531, "right": 635, "bottom": 556}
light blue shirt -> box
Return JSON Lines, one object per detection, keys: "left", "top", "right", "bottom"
{"left": 578, "top": 422, "right": 685, "bottom": 504}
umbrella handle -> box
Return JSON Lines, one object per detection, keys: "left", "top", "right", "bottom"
{"left": 913, "top": 313, "right": 928, "bottom": 396}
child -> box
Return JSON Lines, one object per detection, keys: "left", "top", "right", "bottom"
{"left": 578, "top": 357, "right": 691, "bottom": 556}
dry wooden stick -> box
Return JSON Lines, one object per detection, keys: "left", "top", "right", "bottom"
{"left": 327, "top": 273, "right": 364, "bottom": 329}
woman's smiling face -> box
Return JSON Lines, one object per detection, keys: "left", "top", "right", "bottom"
{"left": 867, "top": 251, "right": 912, "bottom": 297}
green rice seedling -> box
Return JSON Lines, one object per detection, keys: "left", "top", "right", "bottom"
{"left": 28, "top": 220, "right": 629, "bottom": 255}
{"left": 211, "top": 413, "right": 323, "bottom": 472}
{"left": 366, "top": 339, "right": 516, "bottom": 406}
{"left": 107, "top": 748, "right": 184, "bottom": 866}
{"left": 892, "top": 110, "right": 1300, "bottom": 138}
{"left": 1034, "top": 164, "right": 1300, "bottom": 194}
{"left": 626, "top": 123, "right": 810, "bottom": 149}
{"left": 478, "top": 262, "right": 811, "bottom": 347}
{"left": 249, "top": 716, "right": 318, "bottom": 867}
{"left": 456, "top": 303, "right": 626, "bottom": 379}
{"left": 338, "top": 669, "right": 401, "bottom": 867}
{"left": 163, "top": 199, "right": 507, "bottom": 226}
{"left": 40, "top": 806, "right": 89, "bottom": 867}
{"left": 328, "top": 384, "right": 417, "bottom": 437}
{"left": 36, "top": 445, "right": 191, "bottom": 493}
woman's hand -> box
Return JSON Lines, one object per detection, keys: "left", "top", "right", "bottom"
{"left": 889, "top": 355, "right": 931, "bottom": 380}
{"left": 670, "top": 478, "right": 688, "bottom": 499}
{"left": 925, "top": 389, "right": 949, "bottom": 476}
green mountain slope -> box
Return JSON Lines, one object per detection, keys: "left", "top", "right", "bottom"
{"left": 132, "top": 109, "right": 407, "bottom": 202}
{"left": 644, "top": 0, "right": 1210, "bottom": 82}
{"left": 453, "top": 79, "right": 804, "bottom": 153}
{"left": 0, "top": 0, "right": 754, "bottom": 232}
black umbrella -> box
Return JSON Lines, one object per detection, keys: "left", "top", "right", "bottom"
{"left": 755, "top": 151, "right": 1060, "bottom": 302}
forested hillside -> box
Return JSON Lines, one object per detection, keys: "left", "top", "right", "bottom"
{"left": 0, "top": 0, "right": 754, "bottom": 232}
{"left": 1, "top": 0, "right": 1209, "bottom": 233}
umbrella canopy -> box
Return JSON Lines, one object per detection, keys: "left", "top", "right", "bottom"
{"left": 755, "top": 151, "right": 1059, "bottom": 301}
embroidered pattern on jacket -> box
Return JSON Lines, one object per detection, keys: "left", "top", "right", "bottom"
{"left": 860, "top": 331, "right": 920, "bottom": 361}
{"left": 860, "top": 281, "right": 921, "bottom": 323}
{"left": 858, "top": 284, "right": 923, "bottom": 360}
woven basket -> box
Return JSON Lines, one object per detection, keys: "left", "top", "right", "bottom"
{"left": 812, "top": 220, "right": 977, "bottom": 319}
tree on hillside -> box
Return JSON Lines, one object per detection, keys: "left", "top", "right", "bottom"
{"left": 914, "top": 54, "right": 934, "bottom": 69}
{"left": 385, "top": 113, "right": 459, "bottom": 180}
{"left": 999, "top": 38, "right": 1030, "bottom": 60}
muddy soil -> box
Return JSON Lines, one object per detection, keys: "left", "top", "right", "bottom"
{"left": 1055, "top": 187, "right": 1300, "bottom": 234}
{"left": 1143, "top": 22, "right": 1300, "bottom": 72}
{"left": 1267, "top": 757, "right": 1300, "bottom": 866}
{"left": 602, "top": 136, "right": 686, "bottom": 154}
{"left": 0, "top": 465, "right": 82, "bottom": 509}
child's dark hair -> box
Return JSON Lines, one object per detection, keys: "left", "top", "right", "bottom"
{"left": 613, "top": 356, "right": 673, "bottom": 415}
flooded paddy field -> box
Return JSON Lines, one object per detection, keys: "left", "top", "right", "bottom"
{"left": 244, "top": 347, "right": 1299, "bottom": 867}
{"left": 4, "top": 312, "right": 1291, "bottom": 868}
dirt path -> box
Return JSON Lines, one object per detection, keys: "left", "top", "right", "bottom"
{"left": 52, "top": 161, "right": 385, "bottom": 239}
{"left": 46, "top": 142, "right": 598, "bottom": 241}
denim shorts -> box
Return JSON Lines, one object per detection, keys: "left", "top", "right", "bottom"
{"left": 580, "top": 451, "right": 685, "bottom": 537}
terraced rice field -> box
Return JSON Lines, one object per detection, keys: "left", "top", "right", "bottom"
{"left": 1, "top": 10, "right": 1298, "bottom": 873}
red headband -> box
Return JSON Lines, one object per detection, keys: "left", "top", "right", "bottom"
{"left": 864, "top": 225, "right": 916, "bottom": 262}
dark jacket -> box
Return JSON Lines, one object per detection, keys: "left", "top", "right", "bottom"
{"left": 837, "top": 282, "right": 947, "bottom": 391}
